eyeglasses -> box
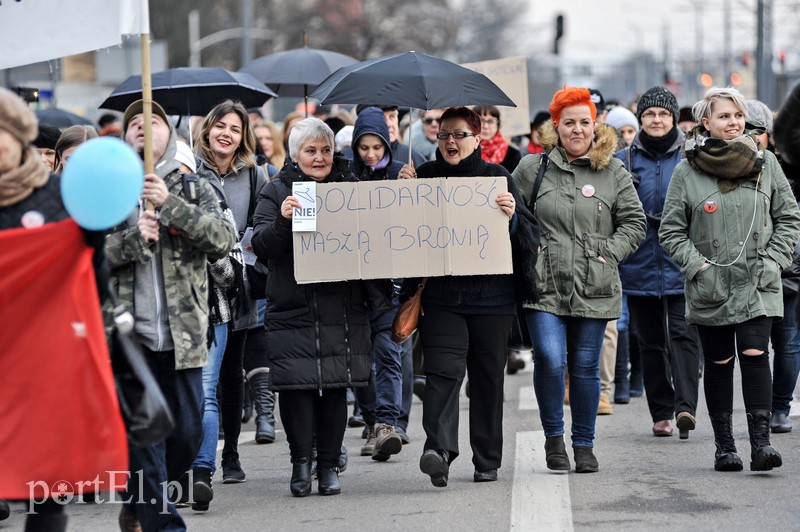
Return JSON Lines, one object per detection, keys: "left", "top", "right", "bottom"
{"left": 436, "top": 131, "right": 476, "bottom": 140}
{"left": 423, "top": 117, "right": 441, "bottom": 125}
{"left": 641, "top": 110, "right": 672, "bottom": 121}
{"left": 480, "top": 118, "right": 498, "bottom": 125}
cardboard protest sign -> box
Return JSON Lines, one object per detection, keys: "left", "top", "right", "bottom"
{"left": 293, "top": 177, "right": 512, "bottom": 283}
{"left": 461, "top": 56, "right": 530, "bottom": 138}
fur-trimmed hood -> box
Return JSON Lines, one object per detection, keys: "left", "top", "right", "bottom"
{"left": 539, "top": 119, "right": 620, "bottom": 171}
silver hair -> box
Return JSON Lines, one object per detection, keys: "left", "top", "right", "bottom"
{"left": 692, "top": 87, "right": 748, "bottom": 123}
{"left": 288, "top": 117, "right": 334, "bottom": 159}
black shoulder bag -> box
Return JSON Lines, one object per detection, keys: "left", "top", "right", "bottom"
{"left": 108, "top": 286, "right": 175, "bottom": 447}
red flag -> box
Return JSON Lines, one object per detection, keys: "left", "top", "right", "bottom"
{"left": 0, "top": 220, "right": 128, "bottom": 500}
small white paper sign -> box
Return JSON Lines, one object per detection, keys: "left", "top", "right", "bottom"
{"left": 240, "top": 227, "right": 257, "bottom": 266}
{"left": 292, "top": 182, "right": 317, "bottom": 232}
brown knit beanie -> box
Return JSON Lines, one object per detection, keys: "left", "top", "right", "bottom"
{"left": 0, "top": 87, "right": 39, "bottom": 146}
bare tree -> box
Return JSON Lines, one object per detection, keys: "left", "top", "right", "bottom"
{"left": 453, "top": 0, "right": 530, "bottom": 62}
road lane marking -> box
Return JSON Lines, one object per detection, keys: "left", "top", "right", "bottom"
{"left": 518, "top": 385, "right": 538, "bottom": 411}
{"left": 511, "top": 431, "right": 573, "bottom": 531}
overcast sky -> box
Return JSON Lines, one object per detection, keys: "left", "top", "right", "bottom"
{"left": 522, "top": 0, "right": 799, "bottom": 69}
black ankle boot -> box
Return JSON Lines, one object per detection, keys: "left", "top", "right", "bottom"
{"left": 573, "top": 446, "right": 598, "bottom": 473}
{"left": 747, "top": 410, "right": 783, "bottom": 471}
{"left": 317, "top": 467, "right": 341, "bottom": 495}
{"left": 249, "top": 371, "right": 275, "bottom": 444}
{"left": 290, "top": 458, "right": 312, "bottom": 497}
{"left": 544, "top": 435, "right": 571, "bottom": 471}
{"left": 191, "top": 467, "right": 213, "bottom": 512}
{"left": 708, "top": 412, "right": 743, "bottom": 472}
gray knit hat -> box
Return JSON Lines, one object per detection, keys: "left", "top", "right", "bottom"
{"left": 636, "top": 86, "right": 679, "bottom": 124}
{"left": 746, "top": 99, "right": 773, "bottom": 134}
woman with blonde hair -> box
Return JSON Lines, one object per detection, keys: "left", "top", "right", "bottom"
{"left": 660, "top": 86, "right": 800, "bottom": 472}
{"left": 253, "top": 118, "right": 286, "bottom": 169}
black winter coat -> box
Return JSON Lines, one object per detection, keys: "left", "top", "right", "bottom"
{"left": 251, "top": 156, "right": 385, "bottom": 391}
{"left": 402, "top": 147, "right": 539, "bottom": 313}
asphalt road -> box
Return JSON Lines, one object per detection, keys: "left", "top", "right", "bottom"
{"left": 4, "top": 351, "right": 799, "bottom": 531}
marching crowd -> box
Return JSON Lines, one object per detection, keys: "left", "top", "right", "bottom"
{"left": 2, "top": 78, "right": 800, "bottom": 532}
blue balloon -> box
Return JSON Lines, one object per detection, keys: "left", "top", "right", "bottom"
{"left": 61, "top": 137, "right": 144, "bottom": 230}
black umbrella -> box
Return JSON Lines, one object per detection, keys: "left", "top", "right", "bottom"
{"left": 34, "top": 108, "right": 94, "bottom": 129}
{"left": 309, "top": 51, "right": 516, "bottom": 110}
{"left": 100, "top": 67, "right": 278, "bottom": 117}
{"left": 239, "top": 47, "right": 358, "bottom": 98}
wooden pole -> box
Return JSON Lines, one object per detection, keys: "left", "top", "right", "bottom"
{"left": 140, "top": 32, "right": 155, "bottom": 210}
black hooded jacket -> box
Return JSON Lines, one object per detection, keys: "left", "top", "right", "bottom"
{"left": 350, "top": 107, "right": 405, "bottom": 181}
{"left": 402, "top": 147, "right": 540, "bottom": 313}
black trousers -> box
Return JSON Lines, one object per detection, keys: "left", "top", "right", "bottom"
{"left": 278, "top": 388, "right": 347, "bottom": 468}
{"left": 220, "top": 328, "right": 248, "bottom": 460}
{"left": 696, "top": 316, "right": 773, "bottom": 414}
{"left": 418, "top": 307, "right": 512, "bottom": 471}
{"left": 629, "top": 295, "right": 701, "bottom": 421}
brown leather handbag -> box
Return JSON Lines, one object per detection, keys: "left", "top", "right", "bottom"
{"left": 391, "top": 278, "right": 428, "bottom": 343}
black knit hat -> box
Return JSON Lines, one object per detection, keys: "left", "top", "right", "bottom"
{"left": 636, "top": 86, "right": 679, "bottom": 124}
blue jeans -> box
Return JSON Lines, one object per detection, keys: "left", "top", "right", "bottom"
{"left": 192, "top": 323, "right": 228, "bottom": 472}
{"left": 124, "top": 349, "right": 203, "bottom": 532}
{"left": 526, "top": 310, "right": 608, "bottom": 448}
{"left": 373, "top": 327, "right": 404, "bottom": 426}
{"left": 772, "top": 292, "right": 800, "bottom": 414}
{"left": 397, "top": 338, "right": 413, "bottom": 432}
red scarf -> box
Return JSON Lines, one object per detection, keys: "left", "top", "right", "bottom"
{"left": 480, "top": 130, "right": 509, "bottom": 165}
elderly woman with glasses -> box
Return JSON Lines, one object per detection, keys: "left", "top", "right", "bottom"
{"left": 399, "top": 106, "right": 539, "bottom": 488}
{"left": 251, "top": 117, "right": 391, "bottom": 497}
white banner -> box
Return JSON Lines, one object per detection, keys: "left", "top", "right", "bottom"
{"left": 0, "top": 0, "right": 149, "bottom": 70}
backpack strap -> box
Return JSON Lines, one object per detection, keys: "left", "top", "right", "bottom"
{"left": 527, "top": 153, "right": 549, "bottom": 212}
{"left": 246, "top": 166, "right": 258, "bottom": 227}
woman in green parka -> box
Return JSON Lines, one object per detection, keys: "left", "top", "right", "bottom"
{"left": 512, "top": 87, "right": 646, "bottom": 473}
{"left": 659, "top": 87, "right": 800, "bottom": 473}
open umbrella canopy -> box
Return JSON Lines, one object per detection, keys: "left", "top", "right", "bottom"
{"left": 100, "top": 67, "right": 277, "bottom": 116}
{"left": 239, "top": 47, "right": 358, "bottom": 98}
{"left": 309, "top": 51, "right": 516, "bottom": 110}
{"left": 34, "top": 108, "right": 94, "bottom": 129}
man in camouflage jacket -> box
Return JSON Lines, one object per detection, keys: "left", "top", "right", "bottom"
{"left": 107, "top": 100, "right": 236, "bottom": 531}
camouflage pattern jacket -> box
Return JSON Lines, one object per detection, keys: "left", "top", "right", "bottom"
{"left": 106, "top": 169, "right": 236, "bottom": 369}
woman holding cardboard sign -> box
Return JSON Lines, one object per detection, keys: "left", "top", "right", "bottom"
{"left": 251, "top": 117, "right": 391, "bottom": 497}
{"left": 512, "top": 87, "right": 646, "bottom": 473}
{"left": 399, "top": 106, "right": 539, "bottom": 487}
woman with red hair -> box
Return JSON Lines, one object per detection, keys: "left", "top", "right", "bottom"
{"left": 512, "top": 87, "right": 646, "bottom": 473}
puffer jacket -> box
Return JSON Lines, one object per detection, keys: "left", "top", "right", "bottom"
{"left": 615, "top": 129, "right": 686, "bottom": 296}
{"left": 512, "top": 120, "right": 646, "bottom": 319}
{"left": 251, "top": 155, "right": 390, "bottom": 391}
{"left": 659, "top": 147, "right": 800, "bottom": 326}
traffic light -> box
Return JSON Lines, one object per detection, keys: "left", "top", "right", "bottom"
{"left": 778, "top": 49, "right": 786, "bottom": 71}
{"left": 699, "top": 73, "right": 713, "bottom": 87}
{"left": 553, "top": 14, "right": 565, "bottom": 55}
{"left": 730, "top": 72, "right": 742, "bottom": 85}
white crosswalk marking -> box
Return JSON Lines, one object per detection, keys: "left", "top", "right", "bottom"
{"left": 511, "top": 431, "right": 574, "bottom": 531}
{"left": 518, "top": 385, "right": 538, "bottom": 411}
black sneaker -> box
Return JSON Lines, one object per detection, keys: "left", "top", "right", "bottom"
{"left": 221, "top": 456, "right": 246, "bottom": 484}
